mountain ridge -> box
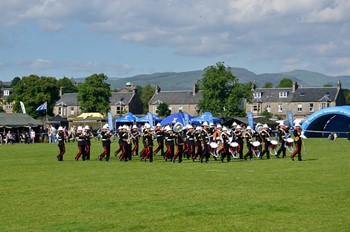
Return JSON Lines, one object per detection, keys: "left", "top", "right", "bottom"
{"left": 106, "top": 68, "right": 350, "bottom": 90}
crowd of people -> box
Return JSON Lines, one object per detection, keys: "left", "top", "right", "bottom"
{"left": 55, "top": 121, "right": 305, "bottom": 162}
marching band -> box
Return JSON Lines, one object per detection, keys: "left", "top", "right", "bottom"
{"left": 56, "top": 121, "right": 305, "bottom": 163}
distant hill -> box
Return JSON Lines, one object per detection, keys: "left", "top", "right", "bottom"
{"left": 106, "top": 68, "right": 350, "bottom": 90}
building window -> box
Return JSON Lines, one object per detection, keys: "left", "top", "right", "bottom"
{"left": 297, "top": 104, "right": 302, "bottom": 112}
{"left": 320, "top": 102, "right": 329, "bottom": 109}
{"left": 70, "top": 107, "right": 75, "bottom": 115}
{"left": 6, "top": 103, "right": 13, "bottom": 109}
{"left": 3, "top": 90, "right": 10, "bottom": 96}
{"left": 178, "top": 106, "right": 183, "bottom": 112}
{"left": 278, "top": 104, "right": 283, "bottom": 112}
{"left": 266, "top": 104, "right": 271, "bottom": 112}
{"left": 253, "top": 104, "right": 261, "bottom": 113}
{"left": 309, "top": 103, "right": 314, "bottom": 112}
{"left": 116, "top": 106, "right": 125, "bottom": 114}
{"left": 58, "top": 107, "right": 62, "bottom": 115}
{"left": 279, "top": 92, "right": 288, "bottom": 98}
{"left": 253, "top": 92, "right": 261, "bottom": 98}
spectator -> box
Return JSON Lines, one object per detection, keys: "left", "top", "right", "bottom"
{"left": 39, "top": 127, "right": 45, "bottom": 143}
{"left": 51, "top": 125, "right": 57, "bottom": 143}
{"left": 30, "top": 128, "right": 36, "bottom": 143}
{"left": 47, "top": 125, "right": 52, "bottom": 143}
{"left": 6, "top": 130, "right": 14, "bottom": 144}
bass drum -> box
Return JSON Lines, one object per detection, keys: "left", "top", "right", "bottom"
{"left": 252, "top": 141, "right": 261, "bottom": 158}
{"left": 285, "top": 138, "right": 294, "bottom": 153}
{"left": 269, "top": 140, "right": 278, "bottom": 155}
{"left": 209, "top": 142, "right": 218, "bottom": 149}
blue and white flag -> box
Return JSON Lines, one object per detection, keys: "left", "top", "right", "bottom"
{"left": 287, "top": 110, "right": 294, "bottom": 131}
{"left": 36, "top": 102, "right": 47, "bottom": 111}
{"left": 108, "top": 111, "right": 114, "bottom": 131}
{"left": 247, "top": 111, "right": 254, "bottom": 129}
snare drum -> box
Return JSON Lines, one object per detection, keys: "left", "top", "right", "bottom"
{"left": 230, "top": 142, "right": 239, "bottom": 148}
{"left": 252, "top": 141, "right": 261, "bottom": 147}
{"left": 270, "top": 140, "right": 278, "bottom": 146}
{"left": 210, "top": 142, "right": 218, "bottom": 149}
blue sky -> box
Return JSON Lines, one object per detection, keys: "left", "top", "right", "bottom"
{"left": 1, "top": 0, "right": 350, "bottom": 81}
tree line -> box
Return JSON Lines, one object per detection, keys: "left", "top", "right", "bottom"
{"left": 1, "top": 63, "right": 350, "bottom": 118}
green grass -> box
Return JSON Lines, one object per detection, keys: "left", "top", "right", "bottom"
{"left": 1, "top": 139, "right": 349, "bottom": 232}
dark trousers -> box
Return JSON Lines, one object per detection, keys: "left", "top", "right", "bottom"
{"left": 194, "top": 144, "right": 202, "bottom": 159}
{"left": 261, "top": 141, "right": 270, "bottom": 159}
{"left": 132, "top": 138, "right": 139, "bottom": 156}
{"left": 165, "top": 144, "right": 174, "bottom": 161}
{"left": 174, "top": 144, "right": 183, "bottom": 163}
{"left": 291, "top": 141, "right": 302, "bottom": 161}
{"left": 238, "top": 141, "right": 244, "bottom": 159}
{"left": 99, "top": 144, "right": 111, "bottom": 161}
{"left": 201, "top": 144, "right": 210, "bottom": 163}
{"left": 57, "top": 145, "right": 65, "bottom": 161}
{"left": 154, "top": 140, "right": 164, "bottom": 156}
{"left": 277, "top": 141, "right": 286, "bottom": 157}
{"left": 244, "top": 145, "right": 253, "bottom": 160}
{"left": 75, "top": 145, "right": 86, "bottom": 161}
{"left": 85, "top": 144, "right": 91, "bottom": 160}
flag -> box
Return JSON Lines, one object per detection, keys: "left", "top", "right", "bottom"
{"left": 19, "top": 101, "right": 26, "bottom": 114}
{"left": 247, "top": 111, "right": 254, "bottom": 130}
{"left": 107, "top": 111, "right": 114, "bottom": 131}
{"left": 287, "top": 110, "right": 294, "bottom": 131}
{"left": 36, "top": 102, "right": 47, "bottom": 111}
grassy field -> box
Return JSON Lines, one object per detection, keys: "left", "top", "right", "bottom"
{"left": 0, "top": 138, "right": 349, "bottom": 232}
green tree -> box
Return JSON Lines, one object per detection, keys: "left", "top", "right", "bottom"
{"left": 323, "top": 83, "right": 333, "bottom": 87}
{"left": 10, "top": 77, "right": 21, "bottom": 87}
{"left": 77, "top": 73, "right": 111, "bottom": 113}
{"left": 344, "top": 89, "right": 350, "bottom": 105}
{"left": 58, "top": 77, "right": 78, "bottom": 93}
{"left": 196, "top": 62, "right": 252, "bottom": 118}
{"left": 8, "top": 75, "right": 60, "bottom": 117}
{"left": 277, "top": 77, "right": 293, "bottom": 88}
{"left": 140, "top": 84, "right": 155, "bottom": 113}
{"left": 262, "top": 82, "right": 273, "bottom": 88}
{"left": 156, "top": 102, "right": 171, "bottom": 117}
{"left": 261, "top": 109, "right": 273, "bottom": 119}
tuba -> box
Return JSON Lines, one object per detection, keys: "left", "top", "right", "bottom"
{"left": 173, "top": 122, "right": 183, "bottom": 133}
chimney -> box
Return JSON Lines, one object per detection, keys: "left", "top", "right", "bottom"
{"left": 292, "top": 81, "right": 298, "bottom": 92}
{"left": 192, "top": 84, "right": 198, "bottom": 95}
{"left": 155, "top": 85, "right": 161, "bottom": 94}
{"left": 251, "top": 81, "right": 257, "bottom": 91}
{"left": 59, "top": 86, "right": 65, "bottom": 97}
{"left": 337, "top": 80, "right": 341, "bottom": 89}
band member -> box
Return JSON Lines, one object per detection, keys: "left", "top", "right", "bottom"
{"left": 219, "top": 127, "right": 231, "bottom": 162}
{"left": 212, "top": 124, "right": 222, "bottom": 159}
{"left": 276, "top": 124, "right": 287, "bottom": 158}
{"left": 142, "top": 124, "right": 154, "bottom": 162}
{"left": 56, "top": 126, "right": 66, "bottom": 161}
{"left": 201, "top": 122, "right": 210, "bottom": 163}
{"left": 84, "top": 125, "right": 93, "bottom": 160}
{"left": 75, "top": 126, "right": 86, "bottom": 161}
{"left": 114, "top": 126, "right": 123, "bottom": 157}
{"left": 260, "top": 124, "right": 271, "bottom": 159}
{"left": 184, "top": 125, "right": 195, "bottom": 159}
{"left": 164, "top": 126, "right": 175, "bottom": 161}
{"left": 131, "top": 125, "right": 140, "bottom": 156}
{"left": 291, "top": 123, "right": 303, "bottom": 161}
{"left": 243, "top": 126, "right": 253, "bottom": 160}
{"left": 235, "top": 125, "right": 244, "bottom": 159}
{"left": 173, "top": 128, "right": 185, "bottom": 163}
{"left": 193, "top": 126, "right": 202, "bottom": 161}
{"left": 153, "top": 123, "right": 164, "bottom": 156}
{"left": 119, "top": 125, "right": 130, "bottom": 162}
{"left": 98, "top": 124, "right": 111, "bottom": 161}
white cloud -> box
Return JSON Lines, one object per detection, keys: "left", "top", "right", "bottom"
{"left": 0, "top": 0, "right": 349, "bottom": 75}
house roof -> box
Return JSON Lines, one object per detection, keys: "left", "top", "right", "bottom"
{"left": 0, "top": 113, "right": 42, "bottom": 128}
{"left": 55, "top": 93, "right": 79, "bottom": 106}
{"left": 55, "top": 92, "right": 135, "bottom": 106}
{"left": 150, "top": 90, "right": 202, "bottom": 105}
{"left": 253, "top": 87, "right": 339, "bottom": 103}
{"left": 109, "top": 92, "right": 134, "bottom": 105}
